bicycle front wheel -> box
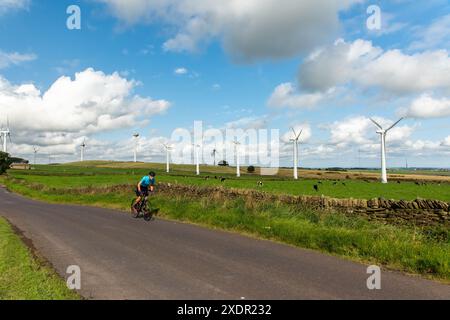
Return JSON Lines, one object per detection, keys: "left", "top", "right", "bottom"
{"left": 131, "top": 199, "right": 140, "bottom": 218}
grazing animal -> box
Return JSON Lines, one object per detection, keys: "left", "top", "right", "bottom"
{"left": 214, "top": 176, "right": 218, "bottom": 179}
{"left": 318, "top": 181, "right": 322, "bottom": 185}
{"left": 257, "top": 181, "right": 264, "bottom": 187}
{"left": 415, "top": 181, "right": 420, "bottom": 186}
{"left": 221, "top": 178, "right": 226, "bottom": 183}
{"left": 333, "top": 182, "right": 338, "bottom": 186}
{"left": 342, "top": 182, "right": 346, "bottom": 187}
{"left": 205, "top": 176, "right": 210, "bottom": 180}
{"left": 397, "top": 181, "right": 401, "bottom": 184}
{"left": 314, "top": 185, "right": 319, "bottom": 192}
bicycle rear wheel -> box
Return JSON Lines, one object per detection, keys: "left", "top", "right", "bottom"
{"left": 142, "top": 201, "right": 152, "bottom": 221}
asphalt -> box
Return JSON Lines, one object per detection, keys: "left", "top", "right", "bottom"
{"left": 0, "top": 186, "right": 449, "bottom": 300}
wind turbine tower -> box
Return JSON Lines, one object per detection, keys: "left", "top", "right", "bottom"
{"left": 290, "top": 128, "right": 303, "bottom": 180}
{"left": 211, "top": 147, "right": 218, "bottom": 166}
{"left": 133, "top": 133, "right": 140, "bottom": 163}
{"left": 192, "top": 144, "right": 200, "bottom": 175}
{"left": 33, "top": 146, "right": 39, "bottom": 165}
{"left": 163, "top": 143, "right": 173, "bottom": 173}
{"left": 80, "top": 139, "right": 86, "bottom": 162}
{"left": 0, "top": 118, "right": 11, "bottom": 153}
{"left": 233, "top": 140, "right": 241, "bottom": 178}
{"left": 370, "top": 117, "right": 404, "bottom": 184}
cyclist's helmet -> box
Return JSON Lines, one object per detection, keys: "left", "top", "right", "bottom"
{"left": 149, "top": 171, "right": 156, "bottom": 177}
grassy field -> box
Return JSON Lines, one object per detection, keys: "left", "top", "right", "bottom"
{"left": 7, "top": 162, "right": 450, "bottom": 201}
{"left": 1, "top": 163, "right": 449, "bottom": 281}
{"left": 0, "top": 217, "right": 80, "bottom": 300}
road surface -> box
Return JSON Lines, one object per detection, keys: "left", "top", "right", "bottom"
{"left": 0, "top": 186, "right": 449, "bottom": 300}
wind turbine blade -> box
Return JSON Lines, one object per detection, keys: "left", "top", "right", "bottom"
{"left": 386, "top": 118, "right": 404, "bottom": 132}
{"left": 297, "top": 129, "right": 303, "bottom": 140}
{"left": 291, "top": 127, "right": 297, "bottom": 139}
{"left": 369, "top": 118, "right": 383, "bottom": 130}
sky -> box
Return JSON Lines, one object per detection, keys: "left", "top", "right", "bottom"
{"left": 0, "top": 0, "right": 449, "bottom": 168}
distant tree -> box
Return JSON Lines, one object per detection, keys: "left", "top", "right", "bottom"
{"left": 247, "top": 165, "right": 255, "bottom": 173}
{"left": 218, "top": 160, "right": 229, "bottom": 167}
{"left": 0, "top": 152, "right": 12, "bottom": 174}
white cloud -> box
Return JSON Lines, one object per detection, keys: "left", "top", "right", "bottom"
{"left": 267, "top": 82, "right": 326, "bottom": 109}
{"left": 442, "top": 136, "right": 450, "bottom": 147}
{"left": 225, "top": 116, "right": 268, "bottom": 130}
{"left": 0, "top": 0, "right": 29, "bottom": 14}
{"left": 409, "top": 14, "right": 450, "bottom": 51}
{"left": 298, "top": 39, "right": 450, "bottom": 95}
{"left": 327, "top": 116, "right": 413, "bottom": 147}
{"left": 0, "top": 50, "right": 36, "bottom": 69}
{"left": 174, "top": 67, "right": 188, "bottom": 75}
{"left": 281, "top": 123, "right": 312, "bottom": 143}
{"left": 401, "top": 94, "right": 450, "bottom": 119}
{"left": 0, "top": 68, "right": 170, "bottom": 154}
{"left": 98, "top": 0, "right": 361, "bottom": 62}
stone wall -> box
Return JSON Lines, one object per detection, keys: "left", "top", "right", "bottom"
{"left": 156, "top": 183, "right": 450, "bottom": 227}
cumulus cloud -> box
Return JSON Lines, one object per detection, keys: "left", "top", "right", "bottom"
{"left": 298, "top": 39, "right": 450, "bottom": 95}
{"left": 97, "top": 0, "right": 361, "bottom": 62}
{"left": 267, "top": 82, "right": 326, "bottom": 109}
{"left": 442, "top": 136, "right": 450, "bottom": 147}
{"left": 0, "top": 50, "right": 36, "bottom": 69}
{"left": 327, "top": 116, "right": 413, "bottom": 147}
{"left": 281, "top": 123, "right": 312, "bottom": 143}
{"left": 0, "top": 0, "right": 29, "bottom": 14}
{"left": 400, "top": 94, "right": 450, "bottom": 119}
{"left": 0, "top": 68, "right": 170, "bottom": 154}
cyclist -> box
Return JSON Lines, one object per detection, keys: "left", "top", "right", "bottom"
{"left": 132, "top": 171, "right": 156, "bottom": 212}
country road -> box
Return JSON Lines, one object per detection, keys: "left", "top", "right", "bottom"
{"left": 0, "top": 187, "right": 449, "bottom": 300}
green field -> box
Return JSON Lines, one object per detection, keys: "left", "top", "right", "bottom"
{"left": 1, "top": 162, "right": 449, "bottom": 281}
{"left": 7, "top": 162, "right": 450, "bottom": 202}
{"left": 0, "top": 217, "right": 80, "bottom": 300}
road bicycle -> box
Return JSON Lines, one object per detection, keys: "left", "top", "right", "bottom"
{"left": 131, "top": 192, "right": 153, "bottom": 221}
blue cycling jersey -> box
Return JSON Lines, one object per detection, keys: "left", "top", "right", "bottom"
{"left": 140, "top": 176, "right": 155, "bottom": 188}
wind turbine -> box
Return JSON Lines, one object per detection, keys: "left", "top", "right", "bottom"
{"left": 0, "top": 117, "right": 11, "bottom": 153}
{"left": 211, "top": 147, "right": 218, "bottom": 166}
{"left": 192, "top": 143, "right": 201, "bottom": 175}
{"left": 133, "top": 133, "right": 140, "bottom": 163}
{"left": 290, "top": 128, "right": 303, "bottom": 180}
{"left": 80, "top": 139, "right": 86, "bottom": 162}
{"left": 163, "top": 143, "right": 173, "bottom": 173}
{"left": 370, "top": 117, "right": 404, "bottom": 184}
{"left": 33, "top": 146, "right": 39, "bottom": 165}
{"left": 233, "top": 140, "right": 242, "bottom": 178}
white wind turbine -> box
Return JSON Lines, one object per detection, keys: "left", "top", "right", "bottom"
{"left": 133, "top": 133, "right": 140, "bottom": 163}
{"left": 290, "top": 128, "right": 303, "bottom": 180}
{"left": 0, "top": 117, "right": 12, "bottom": 153}
{"left": 163, "top": 143, "right": 173, "bottom": 173}
{"left": 370, "top": 117, "right": 404, "bottom": 184}
{"left": 192, "top": 143, "right": 201, "bottom": 175}
{"left": 80, "top": 139, "right": 86, "bottom": 162}
{"left": 211, "top": 147, "right": 218, "bottom": 166}
{"left": 33, "top": 146, "right": 39, "bottom": 165}
{"left": 233, "top": 139, "right": 242, "bottom": 178}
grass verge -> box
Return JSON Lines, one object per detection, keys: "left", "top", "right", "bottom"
{"left": 0, "top": 217, "right": 80, "bottom": 300}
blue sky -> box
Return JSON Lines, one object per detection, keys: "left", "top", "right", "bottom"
{"left": 0, "top": 0, "right": 449, "bottom": 168}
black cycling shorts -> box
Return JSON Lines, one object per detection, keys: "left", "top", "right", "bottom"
{"left": 135, "top": 187, "right": 149, "bottom": 197}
